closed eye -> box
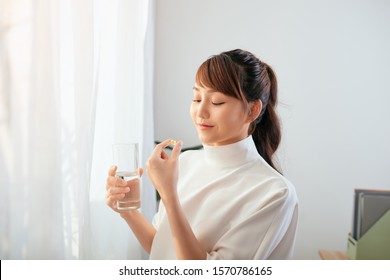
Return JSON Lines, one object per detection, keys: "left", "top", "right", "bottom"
{"left": 212, "top": 102, "right": 225, "bottom": 106}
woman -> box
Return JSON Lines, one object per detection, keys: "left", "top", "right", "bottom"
{"left": 106, "top": 49, "right": 298, "bottom": 260}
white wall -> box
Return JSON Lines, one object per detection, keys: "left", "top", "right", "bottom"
{"left": 154, "top": 0, "right": 390, "bottom": 259}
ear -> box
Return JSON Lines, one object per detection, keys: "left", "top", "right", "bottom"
{"left": 248, "top": 100, "right": 262, "bottom": 122}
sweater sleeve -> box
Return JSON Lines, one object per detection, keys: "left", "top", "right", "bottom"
{"left": 206, "top": 185, "right": 298, "bottom": 260}
{"left": 151, "top": 200, "right": 166, "bottom": 229}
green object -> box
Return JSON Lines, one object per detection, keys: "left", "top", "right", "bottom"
{"left": 347, "top": 209, "right": 390, "bottom": 259}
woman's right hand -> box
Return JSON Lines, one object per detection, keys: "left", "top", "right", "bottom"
{"left": 105, "top": 165, "right": 143, "bottom": 213}
{"left": 106, "top": 166, "right": 156, "bottom": 254}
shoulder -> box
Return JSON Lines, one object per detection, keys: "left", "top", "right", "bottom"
{"left": 177, "top": 149, "right": 204, "bottom": 172}
{"left": 248, "top": 158, "right": 298, "bottom": 206}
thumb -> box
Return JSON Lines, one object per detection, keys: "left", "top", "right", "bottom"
{"left": 108, "top": 165, "right": 117, "bottom": 176}
{"left": 171, "top": 140, "right": 183, "bottom": 159}
{"left": 139, "top": 167, "right": 144, "bottom": 177}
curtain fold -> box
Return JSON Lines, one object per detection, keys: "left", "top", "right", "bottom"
{"left": 70, "top": 0, "right": 95, "bottom": 260}
{"left": 88, "top": 0, "right": 156, "bottom": 260}
{"left": 26, "top": 0, "right": 64, "bottom": 259}
{"left": 0, "top": 0, "right": 155, "bottom": 259}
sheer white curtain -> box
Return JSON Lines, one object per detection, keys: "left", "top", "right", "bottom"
{"left": 0, "top": 0, "right": 155, "bottom": 259}
{"left": 88, "top": 0, "right": 156, "bottom": 259}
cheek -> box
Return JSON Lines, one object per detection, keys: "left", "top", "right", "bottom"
{"left": 190, "top": 105, "right": 196, "bottom": 120}
{"left": 220, "top": 108, "right": 245, "bottom": 126}
{"left": 221, "top": 115, "right": 248, "bottom": 139}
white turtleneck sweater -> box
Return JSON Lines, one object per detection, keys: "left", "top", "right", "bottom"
{"left": 150, "top": 136, "right": 298, "bottom": 260}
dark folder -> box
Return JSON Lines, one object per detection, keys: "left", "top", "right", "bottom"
{"left": 353, "top": 189, "right": 390, "bottom": 240}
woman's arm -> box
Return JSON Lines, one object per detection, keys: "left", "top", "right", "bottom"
{"left": 106, "top": 166, "right": 156, "bottom": 254}
{"left": 146, "top": 140, "right": 207, "bottom": 260}
{"left": 120, "top": 210, "right": 156, "bottom": 254}
{"left": 163, "top": 196, "right": 207, "bottom": 259}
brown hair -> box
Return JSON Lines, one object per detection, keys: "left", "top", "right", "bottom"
{"left": 195, "top": 49, "right": 282, "bottom": 172}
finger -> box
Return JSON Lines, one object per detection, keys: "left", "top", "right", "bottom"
{"left": 159, "top": 139, "right": 178, "bottom": 159}
{"left": 108, "top": 165, "right": 117, "bottom": 176}
{"left": 139, "top": 167, "right": 144, "bottom": 177}
{"left": 107, "top": 193, "right": 125, "bottom": 201}
{"left": 106, "top": 175, "right": 127, "bottom": 189}
{"left": 161, "top": 138, "right": 175, "bottom": 148}
{"left": 161, "top": 150, "right": 169, "bottom": 160}
{"left": 106, "top": 193, "right": 125, "bottom": 208}
{"left": 170, "top": 140, "right": 183, "bottom": 159}
{"left": 109, "top": 186, "right": 130, "bottom": 195}
{"left": 151, "top": 139, "right": 171, "bottom": 159}
{"left": 106, "top": 176, "right": 115, "bottom": 190}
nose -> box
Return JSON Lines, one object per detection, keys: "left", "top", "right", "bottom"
{"left": 196, "top": 101, "right": 209, "bottom": 119}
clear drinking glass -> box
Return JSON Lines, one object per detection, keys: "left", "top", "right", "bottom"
{"left": 112, "top": 143, "right": 141, "bottom": 210}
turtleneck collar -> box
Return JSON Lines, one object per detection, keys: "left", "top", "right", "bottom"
{"left": 202, "top": 136, "right": 261, "bottom": 167}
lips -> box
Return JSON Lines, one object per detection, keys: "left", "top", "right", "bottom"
{"left": 197, "top": 123, "right": 214, "bottom": 129}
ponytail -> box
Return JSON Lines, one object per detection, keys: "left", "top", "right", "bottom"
{"left": 252, "top": 64, "right": 282, "bottom": 173}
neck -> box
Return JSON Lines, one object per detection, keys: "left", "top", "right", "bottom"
{"left": 202, "top": 136, "right": 260, "bottom": 167}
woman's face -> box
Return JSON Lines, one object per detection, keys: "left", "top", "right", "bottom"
{"left": 190, "top": 84, "right": 252, "bottom": 146}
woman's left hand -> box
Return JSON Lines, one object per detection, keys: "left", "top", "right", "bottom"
{"left": 146, "top": 139, "right": 183, "bottom": 203}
